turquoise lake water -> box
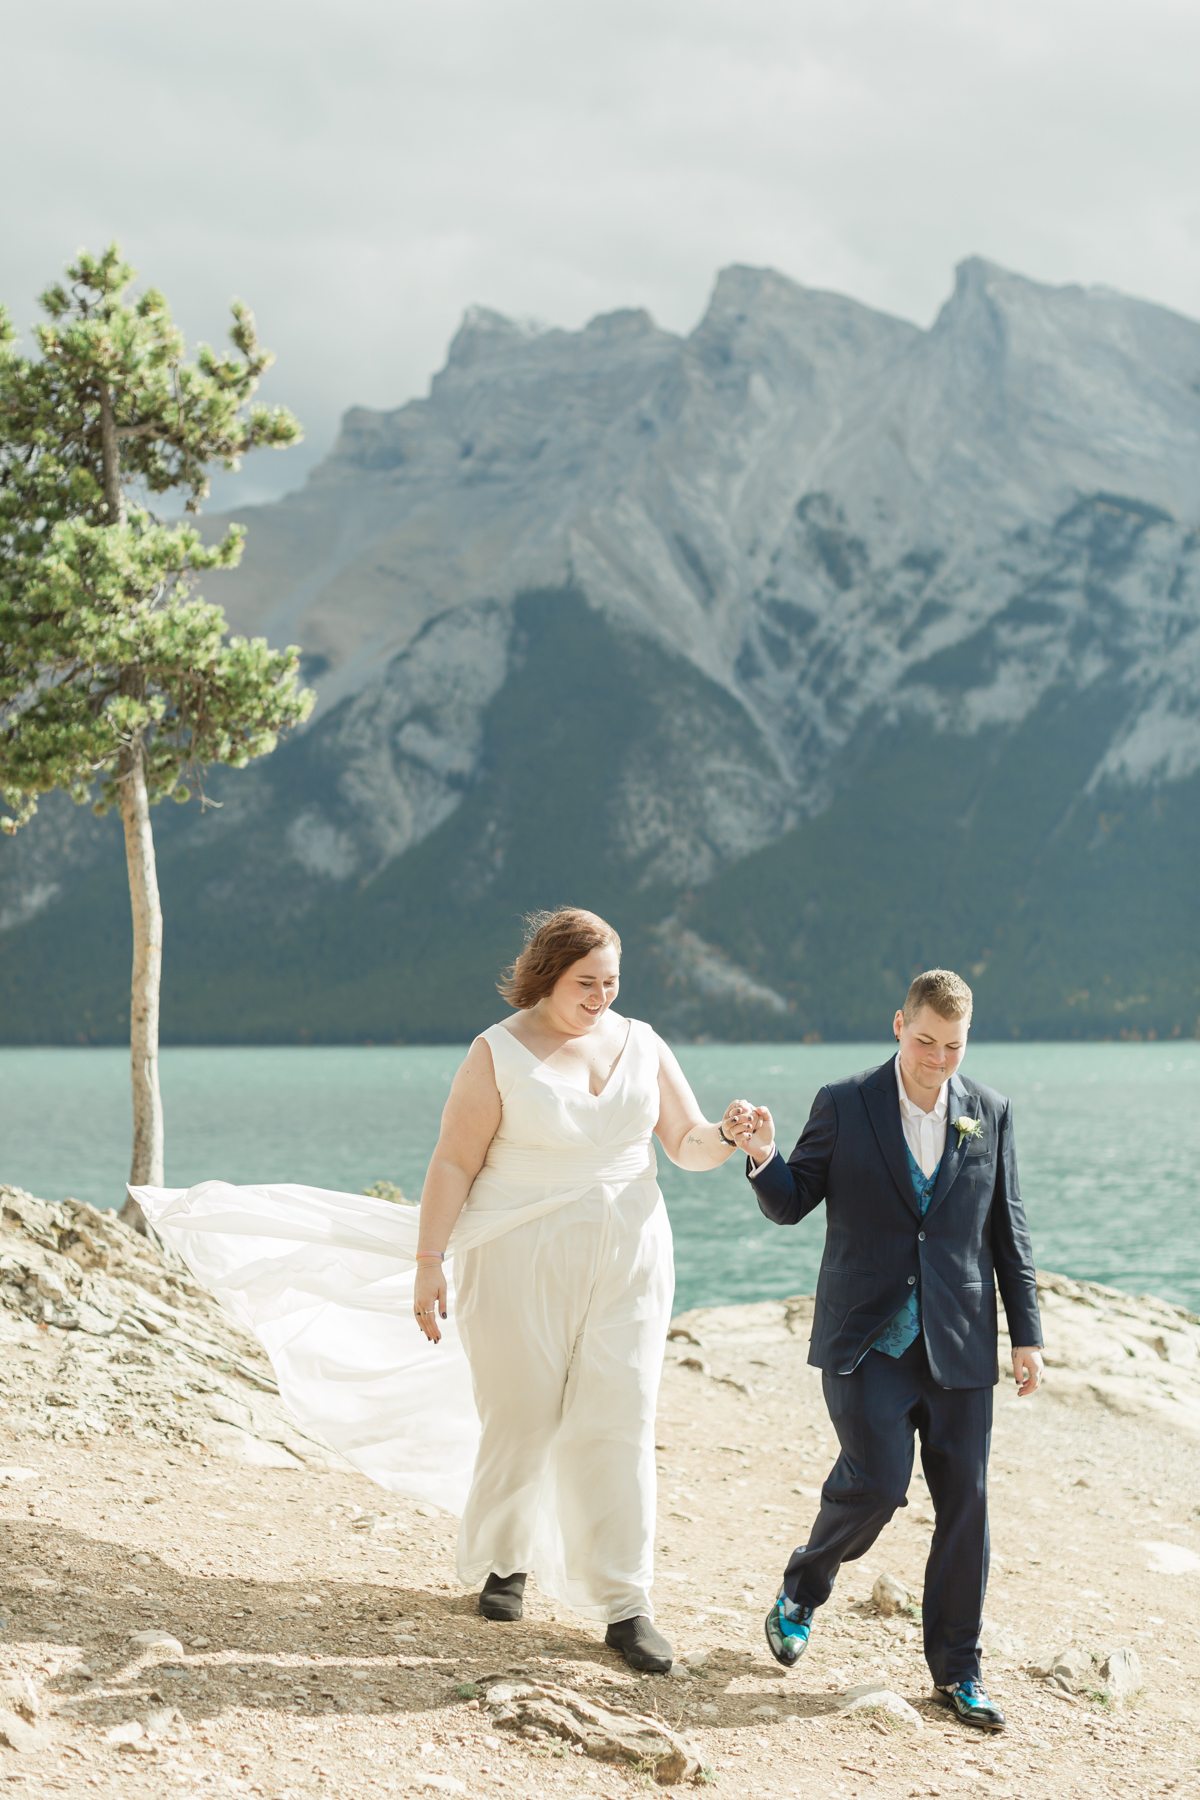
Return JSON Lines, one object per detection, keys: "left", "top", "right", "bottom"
{"left": 4, "top": 1041, "right": 1199, "bottom": 1314}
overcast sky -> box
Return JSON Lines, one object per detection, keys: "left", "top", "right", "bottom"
{"left": 5, "top": 0, "right": 1200, "bottom": 506}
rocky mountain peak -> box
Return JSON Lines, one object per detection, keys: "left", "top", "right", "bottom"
{"left": 5, "top": 259, "right": 1200, "bottom": 1043}
{"left": 445, "top": 303, "right": 551, "bottom": 368}
{"left": 582, "top": 306, "right": 661, "bottom": 341}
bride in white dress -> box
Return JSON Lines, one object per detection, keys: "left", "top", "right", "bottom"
{"left": 132, "top": 906, "right": 752, "bottom": 1676}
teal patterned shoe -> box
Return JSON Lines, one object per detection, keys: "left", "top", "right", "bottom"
{"left": 934, "top": 1680, "right": 1007, "bottom": 1731}
{"left": 764, "top": 1590, "right": 814, "bottom": 1668}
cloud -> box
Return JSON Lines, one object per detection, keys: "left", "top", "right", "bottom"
{"left": 4, "top": 0, "right": 1200, "bottom": 505}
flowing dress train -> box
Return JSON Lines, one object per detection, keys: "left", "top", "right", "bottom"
{"left": 132, "top": 1015, "right": 674, "bottom": 1622}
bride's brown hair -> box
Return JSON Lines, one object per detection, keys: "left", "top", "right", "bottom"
{"left": 498, "top": 907, "right": 622, "bottom": 1010}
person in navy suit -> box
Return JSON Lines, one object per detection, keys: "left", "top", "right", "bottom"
{"left": 736, "top": 968, "right": 1043, "bottom": 1732}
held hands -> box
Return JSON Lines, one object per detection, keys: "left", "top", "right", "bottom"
{"left": 414, "top": 1258, "right": 448, "bottom": 1344}
{"left": 1011, "top": 1346, "right": 1044, "bottom": 1397}
{"left": 720, "top": 1100, "right": 755, "bottom": 1147}
{"left": 721, "top": 1100, "right": 776, "bottom": 1164}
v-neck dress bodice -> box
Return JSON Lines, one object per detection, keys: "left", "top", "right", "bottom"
{"left": 460, "top": 1019, "right": 660, "bottom": 1240}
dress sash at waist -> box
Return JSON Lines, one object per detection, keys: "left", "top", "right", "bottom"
{"left": 478, "top": 1140, "right": 657, "bottom": 1187}
{"left": 452, "top": 1137, "right": 659, "bottom": 1254}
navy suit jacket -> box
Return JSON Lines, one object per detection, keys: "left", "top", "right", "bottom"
{"left": 750, "top": 1059, "right": 1042, "bottom": 1388}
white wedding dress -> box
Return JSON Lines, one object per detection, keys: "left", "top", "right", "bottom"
{"left": 132, "top": 1016, "right": 674, "bottom": 1623}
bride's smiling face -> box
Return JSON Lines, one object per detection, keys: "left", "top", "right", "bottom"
{"left": 544, "top": 944, "right": 621, "bottom": 1035}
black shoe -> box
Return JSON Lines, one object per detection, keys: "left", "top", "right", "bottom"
{"left": 479, "top": 1572, "right": 526, "bottom": 1621}
{"left": 934, "top": 1680, "right": 1007, "bottom": 1731}
{"left": 764, "top": 1589, "right": 814, "bottom": 1668}
{"left": 604, "top": 1616, "right": 673, "bottom": 1673}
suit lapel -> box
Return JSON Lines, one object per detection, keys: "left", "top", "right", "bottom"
{"left": 924, "top": 1073, "right": 974, "bottom": 1221}
{"left": 861, "top": 1060, "right": 921, "bottom": 1217}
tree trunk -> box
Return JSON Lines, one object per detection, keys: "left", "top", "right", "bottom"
{"left": 98, "top": 382, "right": 126, "bottom": 526}
{"left": 117, "top": 734, "right": 164, "bottom": 1235}
{"left": 102, "top": 383, "right": 150, "bottom": 1229}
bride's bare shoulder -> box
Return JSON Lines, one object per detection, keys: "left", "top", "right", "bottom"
{"left": 457, "top": 1032, "right": 500, "bottom": 1084}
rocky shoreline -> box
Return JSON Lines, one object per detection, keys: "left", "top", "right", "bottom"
{"left": 0, "top": 1184, "right": 344, "bottom": 1470}
{"left": 2, "top": 1183, "right": 1198, "bottom": 1798}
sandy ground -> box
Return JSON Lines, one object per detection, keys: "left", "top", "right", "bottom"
{"left": 2, "top": 1191, "right": 1199, "bottom": 1798}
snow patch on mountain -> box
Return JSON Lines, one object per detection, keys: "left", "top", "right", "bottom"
{"left": 649, "top": 918, "right": 790, "bottom": 1018}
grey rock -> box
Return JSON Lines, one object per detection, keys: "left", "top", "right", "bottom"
{"left": 0, "top": 1673, "right": 39, "bottom": 1720}
{"left": 0, "top": 1707, "right": 45, "bottom": 1754}
{"left": 350, "top": 1510, "right": 402, "bottom": 1535}
{"left": 1044, "top": 1681, "right": 1081, "bottom": 1706}
{"left": 483, "top": 1683, "right": 529, "bottom": 1708}
{"left": 105, "top": 1720, "right": 145, "bottom": 1745}
{"left": 145, "top": 1705, "right": 191, "bottom": 1740}
{"left": 1099, "top": 1647, "right": 1143, "bottom": 1699}
{"left": 75, "top": 1303, "right": 120, "bottom": 1336}
{"left": 872, "top": 1573, "right": 910, "bottom": 1615}
{"left": 483, "top": 1677, "right": 700, "bottom": 1783}
{"left": 128, "top": 1630, "right": 185, "bottom": 1658}
{"left": 0, "top": 1706, "right": 44, "bottom": 1749}
{"left": 838, "top": 1684, "right": 923, "bottom": 1730}
{"left": 200, "top": 1422, "right": 305, "bottom": 1468}
{"left": 0, "top": 1467, "right": 40, "bottom": 1486}
{"left": 1048, "top": 1645, "right": 1095, "bottom": 1689}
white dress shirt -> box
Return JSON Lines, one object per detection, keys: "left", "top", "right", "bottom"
{"left": 748, "top": 1051, "right": 949, "bottom": 1179}
{"left": 895, "top": 1052, "right": 948, "bottom": 1178}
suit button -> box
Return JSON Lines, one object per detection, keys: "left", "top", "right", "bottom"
{"left": 918, "top": 1231, "right": 926, "bottom": 1242}
{"left": 907, "top": 1276, "right": 916, "bottom": 1286}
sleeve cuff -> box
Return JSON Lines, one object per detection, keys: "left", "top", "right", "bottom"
{"left": 746, "top": 1145, "right": 777, "bottom": 1178}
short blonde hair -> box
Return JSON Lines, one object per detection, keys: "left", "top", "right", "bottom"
{"left": 497, "top": 907, "right": 621, "bottom": 1010}
{"left": 902, "top": 968, "right": 973, "bottom": 1023}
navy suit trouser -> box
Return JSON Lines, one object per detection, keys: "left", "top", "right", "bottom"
{"left": 783, "top": 1335, "right": 993, "bottom": 1686}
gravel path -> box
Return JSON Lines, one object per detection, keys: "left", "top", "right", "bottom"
{"left": 1, "top": 1186, "right": 1198, "bottom": 1797}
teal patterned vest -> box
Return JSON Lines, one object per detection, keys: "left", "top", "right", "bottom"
{"left": 873, "top": 1144, "right": 940, "bottom": 1358}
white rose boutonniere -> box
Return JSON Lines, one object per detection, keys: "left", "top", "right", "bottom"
{"left": 953, "top": 1115, "right": 984, "bottom": 1147}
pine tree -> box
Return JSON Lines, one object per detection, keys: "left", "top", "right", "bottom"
{"left": 0, "top": 246, "right": 313, "bottom": 1224}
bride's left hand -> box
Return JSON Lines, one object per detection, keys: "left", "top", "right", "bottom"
{"left": 721, "top": 1099, "right": 757, "bottom": 1147}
